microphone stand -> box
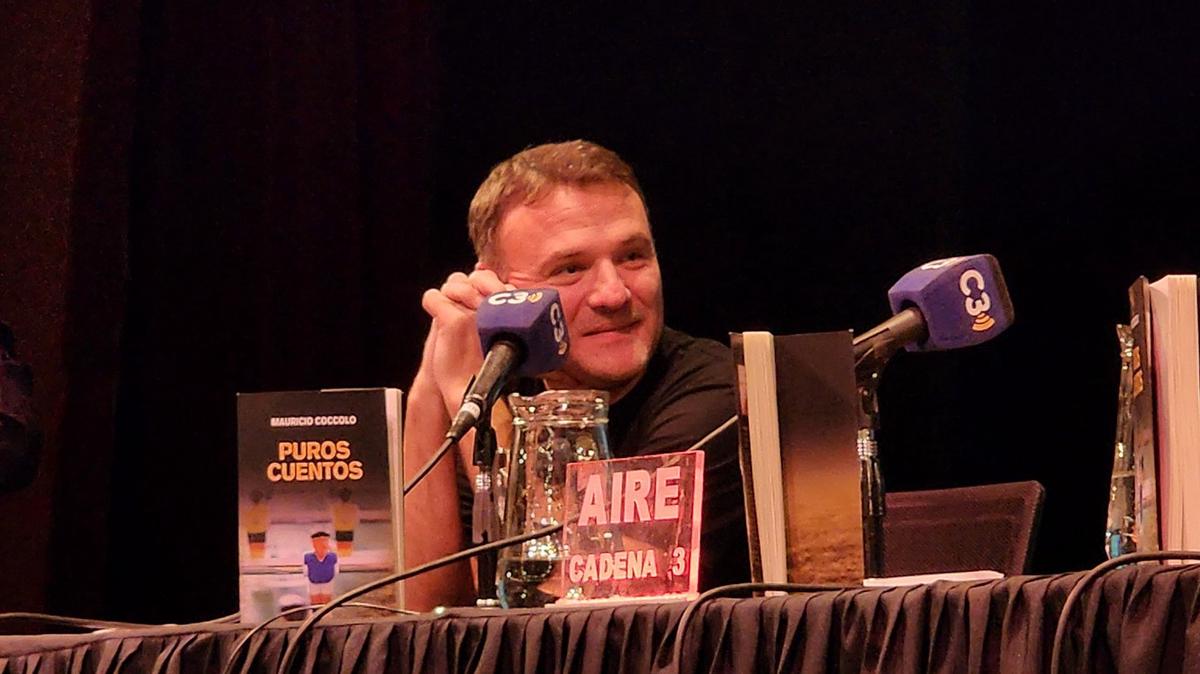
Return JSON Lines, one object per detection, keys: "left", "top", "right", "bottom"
{"left": 852, "top": 307, "right": 926, "bottom": 578}
{"left": 472, "top": 411, "right": 500, "bottom": 606}
{"left": 854, "top": 338, "right": 892, "bottom": 579}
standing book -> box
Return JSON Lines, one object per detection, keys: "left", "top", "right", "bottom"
{"left": 731, "top": 331, "right": 863, "bottom": 585}
{"left": 1127, "top": 277, "right": 1161, "bottom": 551}
{"left": 1144, "top": 275, "right": 1200, "bottom": 551}
{"left": 237, "top": 388, "right": 403, "bottom": 622}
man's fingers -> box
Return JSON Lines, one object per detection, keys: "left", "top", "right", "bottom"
{"left": 440, "top": 270, "right": 494, "bottom": 310}
{"left": 440, "top": 277, "right": 483, "bottom": 309}
{"left": 422, "top": 288, "right": 472, "bottom": 320}
{"left": 427, "top": 267, "right": 523, "bottom": 319}
{"left": 473, "top": 262, "right": 516, "bottom": 289}
{"left": 439, "top": 269, "right": 514, "bottom": 309}
{"left": 467, "top": 269, "right": 511, "bottom": 296}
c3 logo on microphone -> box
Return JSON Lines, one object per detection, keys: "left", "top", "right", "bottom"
{"left": 550, "top": 302, "right": 568, "bottom": 355}
{"left": 487, "top": 290, "right": 545, "bottom": 306}
{"left": 959, "top": 269, "right": 995, "bottom": 331}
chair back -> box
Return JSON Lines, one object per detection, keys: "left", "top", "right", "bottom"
{"left": 883, "top": 480, "right": 1045, "bottom": 577}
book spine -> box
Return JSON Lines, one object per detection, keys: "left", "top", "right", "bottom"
{"left": 386, "top": 388, "right": 405, "bottom": 608}
{"left": 730, "top": 333, "right": 765, "bottom": 584}
{"left": 1129, "top": 277, "right": 1161, "bottom": 551}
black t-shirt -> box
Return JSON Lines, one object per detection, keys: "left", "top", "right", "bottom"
{"left": 460, "top": 326, "right": 751, "bottom": 589}
{"left": 603, "top": 327, "right": 749, "bottom": 589}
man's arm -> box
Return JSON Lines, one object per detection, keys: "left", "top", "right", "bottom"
{"left": 402, "top": 361, "right": 475, "bottom": 610}
{"left": 402, "top": 270, "right": 511, "bottom": 611}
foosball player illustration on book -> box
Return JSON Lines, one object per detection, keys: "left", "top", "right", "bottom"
{"left": 302, "top": 531, "right": 339, "bottom": 604}
{"left": 243, "top": 490, "right": 270, "bottom": 559}
{"left": 330, "top": 487, "right": 359, "bottom": 557}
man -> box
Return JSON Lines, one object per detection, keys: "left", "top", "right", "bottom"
{"left": 403, "top": 140, "right": 748, "bottom": 610}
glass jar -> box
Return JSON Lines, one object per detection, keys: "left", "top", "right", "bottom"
{"left": 496, "top": 390, "right": 611, "bottom": 608}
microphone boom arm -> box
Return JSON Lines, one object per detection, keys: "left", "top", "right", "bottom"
{"left": 850, "top": 307, "right": 925, "bottom": 579}
{"left": 852, "top": 306, "right": 926, "bottom": 376}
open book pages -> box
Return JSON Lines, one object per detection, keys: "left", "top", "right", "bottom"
{"left": 741, "top": 332, "right": 789, "bottom": 584}
{"left": 1148, "top": 275, "right": 1200, "bottom": 551}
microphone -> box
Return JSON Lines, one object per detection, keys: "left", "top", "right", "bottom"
{"left": 853, "top": 254, "right": 1014, "bottom": 367}
{"left": 851, "top": 255, "right": 1013, "bottom": 578}
{"left": 445, "top": 289, "right": 569, "bottom": 441}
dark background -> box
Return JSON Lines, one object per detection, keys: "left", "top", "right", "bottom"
{"left": 2, "top": 1, "right": 1197, "bottom": 621}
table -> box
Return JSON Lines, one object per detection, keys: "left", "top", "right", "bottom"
{"left": 3, "top": 564, "right": 1198, "bottom": 673}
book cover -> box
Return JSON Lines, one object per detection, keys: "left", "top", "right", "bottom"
{"left": 732, "top": 331, "right": 863, "bottom": 585}
{"left": 1127, "top": 277, "right": 1161, "bottom": 551}
{"left": 236, "top": 388, "right": 403, "bottom": 623}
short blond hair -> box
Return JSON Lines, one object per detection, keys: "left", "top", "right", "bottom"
{"left": 467, "top": 140, "right": 646, "bottom": 265}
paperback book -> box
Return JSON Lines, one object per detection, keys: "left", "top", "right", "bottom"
{"left": 1144, "top": 275, "right": 1200, "bottom": 551}
{"left": 236, "top": 388, "right": 403, "bottom": 622}
{"left": 731, "top": 331, "right": 863, "bottom": 585}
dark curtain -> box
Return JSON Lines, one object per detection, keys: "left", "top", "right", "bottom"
{"left": 49, "top": 0, "right": 437, "bottom": 622}
{"left": 33, "top": 0, "right": 1200, "bottom": 623}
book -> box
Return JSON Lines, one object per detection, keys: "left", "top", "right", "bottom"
{"left": 731, "top": 331, "right": 864, "bottom": 585}
{"left": 1145, "top": 275, "right": 1200, "bottom": 551}
{"left": 236, "top": 388, "right": 403, "bottom": 623}
{"left": 862, "top": 569, "right": 1003, "bottom": 587}
{"left": 1126, "top": 277, "right": 1161, "bottom": 551}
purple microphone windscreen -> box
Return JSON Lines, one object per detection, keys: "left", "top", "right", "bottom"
{"left": 476, "top": 288, "right": 569, "bottom": 376}
{"left": 887, "top": 254, "right": 1014, "bottom": 352}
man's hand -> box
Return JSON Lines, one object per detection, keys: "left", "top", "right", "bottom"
{"left": 419, "top": 269, "right": 513, "bottom": 419}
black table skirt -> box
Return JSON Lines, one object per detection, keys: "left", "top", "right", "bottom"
{"left": 4, "top": 564, "right": 1200, "bottom": 673}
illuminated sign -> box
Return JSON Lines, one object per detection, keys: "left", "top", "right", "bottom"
{"left": 560, "top": 450, "right": 704, "bottom": 603}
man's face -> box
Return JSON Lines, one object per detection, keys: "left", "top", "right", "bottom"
{"left": 491, "top": 182, "right": 664, "bottom": 397}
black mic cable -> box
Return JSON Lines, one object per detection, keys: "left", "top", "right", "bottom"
{"left": 0, "top": 612, "right": 152, "bottom": 632}
{"left": 403, "top": 406, "right": 737, "bottom": 498}
{"left": 219, "top": 602, "right": 416, "bottom": 674}
{"left": 403, "top": 436, "right": 456, "bottom": 496}
{"left": 402, "top": 375, "right": 481, "bottom": 496}
{"left": 274, "top": 413, "right": 739, "bottom": 672}
{"left": 660, "top": 582, "right": 855, "bottom": 673}
{"left": 249, "top": 410, "right": 739, "bottom": 673}
{"left": 1050, "top": 550, "right": 1200, "bottom": 674}
{"left": 273, "top": 522, "right": 564, "bottom": 674}
{"left": 687, "top": 415, "right": 736, "bottom": 452}
{"left": 0, "top": 608, "right": 247, "bottom": 634}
